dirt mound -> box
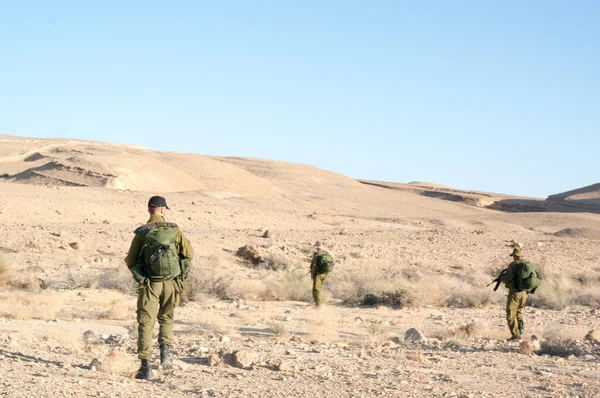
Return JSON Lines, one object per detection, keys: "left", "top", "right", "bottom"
{"left": 554, "top": 227, "right": 600, "bottom": 240}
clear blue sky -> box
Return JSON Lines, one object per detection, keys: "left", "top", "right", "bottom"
{"left": 1, "top": 1, "right": 598, "bottom": 197}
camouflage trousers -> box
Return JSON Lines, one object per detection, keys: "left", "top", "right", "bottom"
{"left": 312, "top": 273, "right": 328, "bottom": 307}
{"left": 137, "top": 279, "right": 181, "bottom": 360}
{"left": 506, "top": 290, "right": 528, "bottom": 338}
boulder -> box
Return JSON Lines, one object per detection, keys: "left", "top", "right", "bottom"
{"left": 404, "top": 328, "right": 425, "bottom": 343}
{"left": 233, "top": 350, "right": 258, "bottom": 369}
{"left": 236, "top": 245, "right": 264, "bottom": 264}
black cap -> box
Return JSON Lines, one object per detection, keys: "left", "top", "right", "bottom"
{"left": 148, "top": 196, "right": 170, "bottom": 209}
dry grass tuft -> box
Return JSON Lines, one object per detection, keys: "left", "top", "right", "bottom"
{"left": 186, "top": 257, "right": 235, "bottom": 300}
{"left": 0, "top": 255, "right": 8, "bottom": 286}
{"left": 0, "top": 291, "right": 62, "bottom": 320}
{"left": 269, "top": 322, "right": 286, "bottom": 336}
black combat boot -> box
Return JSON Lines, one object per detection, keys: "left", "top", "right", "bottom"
{"left": 518, "top": 320, "right": 525, "bottom": 335}
{"left": 135, "top": 359, "right": 154, "bottom": 380}
{"left": 160, "top": 344, "right": 173, "bottom": 370}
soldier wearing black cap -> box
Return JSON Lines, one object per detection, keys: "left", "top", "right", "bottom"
{"left": 125, "top": 196, "right": 194, "bottom": 379}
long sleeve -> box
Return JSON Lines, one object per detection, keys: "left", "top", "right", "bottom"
{"left": 124, "top": 234, "right": 143, "bottom": 269}
{"left": 176, "top": 229, "right": 194, "bottom": 260}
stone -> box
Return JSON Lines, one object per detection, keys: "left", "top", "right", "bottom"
{"left": 276, "top": 361, "right": 292, "bottom": 372}
{"left": 404, "top": 328, "right": 425, "bottom": 343}
{"left": 233, "top": 350, "right": 257, "bottom": 369}
{"left": 89, "top": 358, "right": 102, "bottom": 371}
{"left": 236, "top": 245, "right": 264, "bottom": 264}
{"left": 262, "top": 230, "right": 272, "bottom": 238}
{"left": 68, "top": 242, "right": 80, "bottom": 250}
{"left": 584, "top": 330, "right": 598, "bottom": 342}
{"left": 519, "top": 340, "right": 535, "bottom": 355}
{"left": 207, "top": 354, "right": 222, "bottom": 367}
{"left": 220, "top": 335, "right": 231, "bottom": 343}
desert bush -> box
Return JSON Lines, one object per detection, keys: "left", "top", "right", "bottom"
{"left": 97, "top": 266, "right": 137, "bottom": 295}
{"left": 50, "top": 270, "right": 98, "bottom": 290}
{"left": 539, "top": 337, "right": 583, "bottom": 357}
{"left": 269, "top": 322, "right": 286, "bottom": 336}
{"left": 360, "top": 288, "right": 416, "bottom": 309}
{"left": 186, "top": 259, "right": 235, "bottom": 300}
{"left": 331, "top": 265, "right": 405, "bottom": 306}
{"left": 265, "top": 268, "right": 313, "bottom": 302}
{"left": 260, "top": 252, "right": 293, "bottom": 271}
{"left": 0, "top": 255, "right": 8, "bottom": 286}
{"left": 0, "top": 291, "right": 62, "bottom": 320}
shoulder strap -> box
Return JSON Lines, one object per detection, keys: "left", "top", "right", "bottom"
{"left": 135, "top": 222, "right": 178, "bottom": 234}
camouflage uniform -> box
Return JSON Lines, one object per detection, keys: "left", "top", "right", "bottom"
{"left": 125, "top": 214, "right": 194, "bottom": 360}
{"left": 310, "top": 247, "right": 331, "bottom": 307}
{"left": 500, "top": 247, "right": 538, "bottom": 339}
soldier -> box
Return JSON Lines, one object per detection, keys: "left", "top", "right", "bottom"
{"left": 310, "top": 241, "right": 334, "bottom": 307}
{"left": 500, "top": 247, "right": 541, "bottom": 340}
{"left": 125, "top": 196, "right": 194, "bottom": 380}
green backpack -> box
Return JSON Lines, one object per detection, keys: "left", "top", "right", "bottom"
{"left": 316, "top": 252, "right": 334, "bottom": 274}
{"left": 136, "top": 222, "right": 181, "bottom": 281}
{"left": 513, "top": 261, "right": 541, "bottom": 292}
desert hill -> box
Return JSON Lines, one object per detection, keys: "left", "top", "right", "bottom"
{"left": 0, "top": 135, "right": 599, "bottom": 397}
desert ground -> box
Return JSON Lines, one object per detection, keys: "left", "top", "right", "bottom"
{"left": 0, "top": 135, "right": 599, "bottom": 397}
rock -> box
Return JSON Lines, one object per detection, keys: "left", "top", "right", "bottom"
{"left": 276, "top": 361, "right": 293, "bottom": 372}
{"left": 83, "top": 330, "right": 96, "bottom": 343}
{"left": 68, "top": 242, "right": 80, "bottom": 250}
{"left": 103, "top": 220, "right": 110, "bottom": 224}
{"left": 262, "top": 230, "right": 272, "bottom": 238}
{"left": 236, "top": 245, "right": 264, "bottom": 264}
{"left": 233, "top": 350, "right": 258, "bottom": 369}
{"left": 89, "top": 358, "right": 102, "bottom": 371}
{"left": 172, "top": 359, "right": 191, "bottom": 370}
{"left": 207, "top": 354, "right": 222, "bottom": 367}
{"left": 404, "top": 328, "right": 425, "bottom": 343}
{"left": 519, "top": 340, "right": 535, "bottom": 355}
{"left": 220, "top": 335, "right": 231, "bottom": 343}
{"left": 584, "top": 330, "right": 598, "bottom": 342}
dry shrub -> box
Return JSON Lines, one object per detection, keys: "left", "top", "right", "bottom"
{"left": 332, "top": 263, "right": 494, "bottom": 309}
{"left": 264, "top": 268, "right": 312, "bottom": 302}
{"left": 97, "top": 266, "right": 136, "bottom": 295}
{"left": 427, "top": 273, "right": 495, "bottom": 308}
{"left": 234, "top": 279, "right": 270, "bottom": 301}
{"left": 0, "top": 255, "right": 8, "bottom": 286}
{"left": 360, "top": 288, "right": 416, "bottom": 309}
{"left": 99, "top": 300, "right": 133, "bottom": 320}
{"left": 50, "top": 270, "right": 98, "bottom": 290}
{"left": 527, "top": 271, "right": 600, "bottom": 310}
{"left": 186, "top": 257, "right": 235, "bottom": 300}
{"left": 540, "top": 337, "right": 583, "bottom": 357}
{"left": 539, "top": 327, "right": 584, "bottom": 357}
{"left": 427, "top": 320, "right": 488, "bottom": 341}
{"left": 8, "top": 273, "right": 44, "bottom": 292}
{"left": 260, "top": 252, "right": 293, "bottom": 271}
{"left": 0, "top": 291, "right": 62, "bottom": 320}
{"left": 269, "top": 322, "right": 286, "bottom": 336}
{"left": 330, "top": 264, "right": 411, "bottom": 306}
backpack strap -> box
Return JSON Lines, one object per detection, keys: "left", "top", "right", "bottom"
{"left": 134, "top": 222, "right": 178, "bottom": 234}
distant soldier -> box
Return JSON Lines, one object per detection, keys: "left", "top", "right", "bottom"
{"left": 500, "top": 247, "right": 541, "bottom": 340}
{"left": 310, "top": 241, "right": 334, "bottom": 307}
{"left": 124, "top": 196, "right": 194, "bottom": 380}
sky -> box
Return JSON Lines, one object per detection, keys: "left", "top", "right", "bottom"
{"left": 1, "top": 1, "right": 598, "bottom": 198}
